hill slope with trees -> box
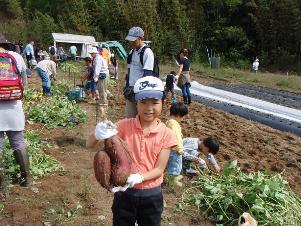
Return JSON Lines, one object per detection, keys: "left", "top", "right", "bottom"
{"left": 1, "top": 0, "right": 300, "bottom": 72}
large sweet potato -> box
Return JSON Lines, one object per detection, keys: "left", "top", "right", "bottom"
{"left": 104, "top": 135, "right": 132, "bottom": 186}
{"left": 94, "top": 150, "right": 111, "bottom": 189}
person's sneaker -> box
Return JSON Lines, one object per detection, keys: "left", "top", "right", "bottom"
{"left": 185, "top": 168, "right": 199, "bottom": 176}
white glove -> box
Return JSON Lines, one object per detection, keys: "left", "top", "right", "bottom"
{"left": 93, "top": 75, "right": 98, "bottom": 82}
{"left": 111, "top": 184, "right": 130, "bottom": 193}
{"left": 199, "top": 159, "right": 207, "bottom": 168}
{"left": 95, "top": 120, "right": 118, "bottom": 140}
{"left": 126, "top": 173, "right": 144, "bottom": 188}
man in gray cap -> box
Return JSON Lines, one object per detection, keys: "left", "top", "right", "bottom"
{"left": 124, "top": 26, "right": 154, "bottom": 118}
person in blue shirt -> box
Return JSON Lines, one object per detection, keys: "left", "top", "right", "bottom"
{"left": 23, "top": 41, "right": 34, "bottom": 68}
{"left": 176, "top": 48, "right": 191, "bottom": 105}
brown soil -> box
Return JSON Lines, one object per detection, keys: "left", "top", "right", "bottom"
{"left": 0, "top": 67, "right": 300, "bottom": 226}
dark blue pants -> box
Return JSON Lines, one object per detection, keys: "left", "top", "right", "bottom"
{"left": 112, "top": 189, "right": 163, "bottom": 226}
{"left": 36, "top": 67, "right": 51, "bottom": 96}
{"left": 181, "top": 83, "right": 191, "bottom": 97}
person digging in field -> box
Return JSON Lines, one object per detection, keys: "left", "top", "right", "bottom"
{"left": 35, "top": 55, "right": 56, "bottom": 96}
{"left": 0, "top": 34, "right": 32, "bottom": 190}
{"left": 182, "top": 136, "right": 221, "bottom": 175}
{"left": 165, "top": 71, "right": 177, "bottom": 103}
{"left": 176, "top": 48, "right": 192, "bottom": 105}
{"left": 87, "top": 76, "right": 177, "bottom": 226}
{"left": 165, "top": 102, "right": 189, "bottom": 187}
{"left": 124, "top": 26, "right": 155, "bottom": 118}
{"left": 82, "top": 57, "right": 97, "bottom": 101}
{"left": 89, "top": 47, "right": 109, "bottom": 105}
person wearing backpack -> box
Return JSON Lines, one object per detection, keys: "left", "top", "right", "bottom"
{"left": 0, "top": 34, "right": 32, "bottom": 191}
{"left": 124, "top": 26, "right": 155, "bottom": 118}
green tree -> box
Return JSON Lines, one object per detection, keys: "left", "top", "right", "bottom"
{"left": 0, "top": 0, "right": 23, "bottom": 18}
{"left": 157, "top": 0, "right": 190, "bottom": 58}
{"left": 31, "top": 11, "right": 58, "bottom": 46}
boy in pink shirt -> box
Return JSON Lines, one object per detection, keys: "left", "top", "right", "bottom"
{"left": 87, "top": 76, "right": 177, "bottom": 226}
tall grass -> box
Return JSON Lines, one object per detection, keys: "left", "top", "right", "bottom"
{"left": 160, "top": 62, "right": 301, "bottom": 92}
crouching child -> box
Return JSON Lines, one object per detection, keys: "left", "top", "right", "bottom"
{"left": 182, "top": 136, "right": 221, "bottom": 175}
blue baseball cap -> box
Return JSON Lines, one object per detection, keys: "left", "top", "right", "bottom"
{"left": 125, "top": 27, "right": 144, "bottom": 41}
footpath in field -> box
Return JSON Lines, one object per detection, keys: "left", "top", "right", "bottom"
{"left": 1, "top": 67, "right": 301, "bottom": 226}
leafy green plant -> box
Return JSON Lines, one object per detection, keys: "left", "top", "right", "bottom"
{"left": 182, "top": 160, "right": 301, "bottom": 226}
{"left": 107, "top": 79, "right": 117, "bottom": 88}
{"left": 0, "top": 202, "right": 7, "bottom": 220}
{"left": 26, "top": 95, "right": 86, "bottom": 128}
{"left": 46, "top": 202, "right": 82, "bottom": 221}
{"left": 23, "top": 83, "right": 86, "bottom": 129}
{"left": 51, "top": 80, "right": 72, "bottom": 96}
{"left": 3, "top": 131, "right": 63, "bottom": 180}
{"left": 60, "top": 62, "right": 81, "bottom": 73}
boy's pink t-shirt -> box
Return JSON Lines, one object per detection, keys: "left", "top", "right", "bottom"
{"left": 116, "top": 116, "right": 177, "bottom": 189}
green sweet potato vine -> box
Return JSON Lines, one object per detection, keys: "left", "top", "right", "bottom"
{"left": 3, "top": 131, "right": 63, "bottom": 179}
{"left": 60, "top": 62, "right": 81, "bottom": 73}
{"left": 24, "top": 81, "right": 86, "bottom": 129}
{"left": 182, "top": 160, "right": 301, "bottom": 226}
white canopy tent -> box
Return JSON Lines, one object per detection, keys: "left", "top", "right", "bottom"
{"left": 52, "top": 33, "right": 96, "bottom": 58}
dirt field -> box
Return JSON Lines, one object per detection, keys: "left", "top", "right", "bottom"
{"left": 0, "top": 68, "right": 300, "bottom": 226}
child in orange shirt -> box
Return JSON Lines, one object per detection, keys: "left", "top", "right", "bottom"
{"left": 86, "top": 76, "right": 177, "bottom": 226}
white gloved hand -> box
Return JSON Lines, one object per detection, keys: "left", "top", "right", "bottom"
{"left": 126, "top": 173, "right": 144, "bottom": 188}
{"left": 111, "top": 184, "right": 130, "bottom": 193}
{"left": 199, "top": 159, "right": 207, "bottom": 168}
{"left": 93, "top": 75, "right": 98, "bottom": 82}
{"left": 95, "top": 120, "right": 118, "bottom": 140}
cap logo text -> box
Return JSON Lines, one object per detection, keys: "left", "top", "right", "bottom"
{"left": 139, "top": 81, "right": 157, "bottom": 90}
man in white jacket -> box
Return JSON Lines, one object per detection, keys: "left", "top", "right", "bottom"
{"left": 89, "top": 47, "right": 109, "bottom": 105}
